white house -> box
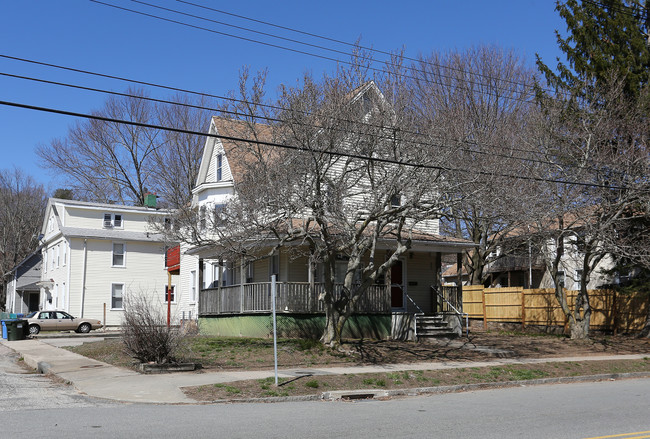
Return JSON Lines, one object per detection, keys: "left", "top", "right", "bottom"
{"left": 177, "top": 82, "right": 474, "bottom": 339}
{"left": 38, "top": 198, "right": 188, "bottom": 327}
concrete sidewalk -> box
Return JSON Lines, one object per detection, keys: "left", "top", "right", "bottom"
{"left": 2, "top": 337, "right": 649, "bottom": 404}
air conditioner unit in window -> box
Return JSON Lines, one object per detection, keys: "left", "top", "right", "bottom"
{"left": 104, "top": 220, "right": 113, "bottom": 228}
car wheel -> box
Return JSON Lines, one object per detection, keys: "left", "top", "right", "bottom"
{"left": 77, "top": 323, "right": 91, "bottom": 333}
{"left": 28, "top": 325, "right": 40, "bottom": 335}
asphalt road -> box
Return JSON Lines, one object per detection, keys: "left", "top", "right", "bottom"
{"left": 0, "top": 343, "right": 113, "bottom": 412}
{"left": 2, "top": 354, "right": 649, "bottom": 439}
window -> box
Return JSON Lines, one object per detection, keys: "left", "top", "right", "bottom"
{"left": 212, "top": 263, "right": 221, "bottom": 288}
{"left": 112, "top": 243, "right": 125, "bottom": 267}
{"left": 245, "top": 262, "right": 254, "bottom": 284}
{"left": 62, "top": 243, "right": 67, "bottom": 266}
{"left": 576, "top": 269, "right": 583, "bottom": 290}
{"left": 216, "top": 153, "right": 223, "bottom": 181}
{"left": 270, "top": 254, "right": 279, "bottom": 279}
{"left": 390, "top": 194, "right": 401, "bottom": 207}
{"left": 111, "top": 283, "right": 124, "bottom": 309}
{"left": 199, "top": 206, "right": 207, "bottom": 230}
{"left": 43, "top": 251, "right": 47, "bottom": 273}
{"left": 557, "top": 270, "right": 565, "bottom": 288}
{"left": 164, "top": 285, "right": 176, "bottom": 303}
{"left": 190, "top": 270, "right": 197, "bottom": 303}
{"left": 56, "top": 245, "right": 60, "bottom": 268}
{"left": 213, "top": 204, "right": 226, "bottom": 226}
{"left": 50, "top": 248, "right": 54, "bottom": 270}
{"left": 103, "top": 213, "right": 123, "bottom": 228}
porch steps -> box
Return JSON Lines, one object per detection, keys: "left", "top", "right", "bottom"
{"left": 416, "top": 315, "right": 458, "bottom": 340}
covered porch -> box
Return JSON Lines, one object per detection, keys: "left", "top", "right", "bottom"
{"left": 191, "top": 236, "right": 473, "bottom": 339}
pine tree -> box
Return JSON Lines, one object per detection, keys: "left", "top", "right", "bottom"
{"left": 537, "top": 0, "right": 650, "bottom": 100}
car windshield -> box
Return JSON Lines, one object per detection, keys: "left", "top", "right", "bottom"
{"left": 25, "top": 311, "right": 38, "bottom": 318}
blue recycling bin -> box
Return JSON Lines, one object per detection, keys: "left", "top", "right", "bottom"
{"left": 1, "top": 320, "right": 12, "bottom": 339}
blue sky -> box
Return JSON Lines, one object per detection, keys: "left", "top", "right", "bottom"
{"left": 0, "top": 0, "right": 565, "bottom": 192}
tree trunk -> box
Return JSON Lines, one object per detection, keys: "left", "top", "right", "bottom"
{"left": 570, "top": 284, "right": 592, "bottom": 340}
{"left": 320, "top": 306, "right": 348, "bottom": 348}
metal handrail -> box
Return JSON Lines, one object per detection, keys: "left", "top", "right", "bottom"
{"left": 432, "top": 285, "right": 469, "bottom": 337}
{"left": 405, "top": 293, "right": 425, "bottom": 314}
{"left": 404, "top": 293, "right": 424, "bottom": 339}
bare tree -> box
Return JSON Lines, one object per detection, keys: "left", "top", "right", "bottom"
{"left": 0, "top": 169, "right": 47, "bottom": 309}
{"left": 166, "top": 57, "right": 458, "bottom": 347}
{"left": 37, "top": 89, "right": 210, "bottom": 208}
{"left": 152, "top": 94, "right": 212, "bottom": 208}
{"left": 410, "top": 45, "right": 541, "bottom": 285}
{"left": 528, "top": 74, "right": 650, "bottom": 339}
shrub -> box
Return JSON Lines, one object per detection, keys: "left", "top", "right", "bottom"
{"left": 122, "top": 293, "right": 183, "bottom": 364}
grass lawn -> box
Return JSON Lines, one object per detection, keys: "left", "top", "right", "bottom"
{"left": 65, "top": 331, "right": 650, "bottom": 401}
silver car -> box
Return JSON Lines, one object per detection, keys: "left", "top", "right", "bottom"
{"left": 25, "top": 311, "right": 103, "bottom": 335}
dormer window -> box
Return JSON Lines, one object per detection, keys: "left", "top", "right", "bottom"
{"left": 103, "top": 213, "right": 123, "bottom": 228}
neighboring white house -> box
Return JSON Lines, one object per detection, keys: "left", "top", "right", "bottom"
{"left": 4, "top": 248, "right": 42, "bottom": 314}
{"left": 38, "top": 198, "right": 187, "bottom": 327}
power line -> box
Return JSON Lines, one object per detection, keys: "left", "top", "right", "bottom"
{"left": 131, "top": 0, "right": 543, "bottom": 100}
{"left": 0, "top": 55, "right": 619, "bottom": 173}
{"left": 175, "top": 0, "right": 556, "bottom": 96}
{"left": 1, "top": 69, "right": 596, "bottom": 171}
{"left": 0, "top": 54, "right": 559, "bottom": 164}
{"left": 90, "top": 0, "right": 541, "bottom": 106}
{"left": 1, "top": 98, "right": 640, "bottom": 192}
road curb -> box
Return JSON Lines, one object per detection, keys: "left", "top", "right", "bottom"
{"left": 204, "top": 371, "right": 650, "bottom": 404}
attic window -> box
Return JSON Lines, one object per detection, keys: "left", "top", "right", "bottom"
{"left": 390, "top": 194, "right": 401, "bottom": 207}
{"left": 216, "top": 154, "right": 223, "bottom": 181}
{"left": 103, "top": 213, "right": 123, "bottom": 228}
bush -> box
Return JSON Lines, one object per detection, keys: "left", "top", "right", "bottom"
{"left": 122, "top": 293, "right": 183, "bottom": 364}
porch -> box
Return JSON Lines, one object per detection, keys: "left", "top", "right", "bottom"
{"left": 199, "top": 282, "right": 391, "bottom": 315}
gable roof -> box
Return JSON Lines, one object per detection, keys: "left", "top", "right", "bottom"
{"left": 194, "top": 117, "right": 275, "bottom": 190}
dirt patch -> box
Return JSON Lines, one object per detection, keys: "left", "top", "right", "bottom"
{"left": 66, "top": 331, "right": 650, "bottom": 372}
{"left": 182, "top": 358, "right": 650, "bottom": 401}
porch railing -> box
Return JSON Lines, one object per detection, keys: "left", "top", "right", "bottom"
{"left": 432, "top": 285, "right": 469, "bottom": 337}
{"left": 199, "top": 282, "right": 390, "bottom": 316}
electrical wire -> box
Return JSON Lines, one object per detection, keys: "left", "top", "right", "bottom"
{"left": 0, "top": 70, "right": 574, "bottom": 169}
{"left": 0, "top": 55, "right": 626, "bottom": 173}
{"left": 1, "top": 98, "right": 642, "bottom": 192}
{"left": 0, "top": 53, "right": 561, "bottom": 165}
{"left": 130, "top": 0, "right": 541, "bottom": 100}
{"left": 175, "top": 0, "right": 556, "bottom": 96}
{"left": 89, "top": 0, "right": 541, "bottom": 106}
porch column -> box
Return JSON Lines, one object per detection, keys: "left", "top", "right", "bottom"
{"left": 308, "top": 258, "right": 315, "bottom": 312}
{"left": 240, "top": 256, "right": 246, "bottom": 313}
{"left": 456, "top": 252, "right": 463, "bottom": 310}
{"left": 433, "top": 252, "right": 442, "bottom": 313}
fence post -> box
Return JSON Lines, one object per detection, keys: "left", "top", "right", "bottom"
{"left": 482, "top": 288, "right": 487, "bottom": 330}
{"left": 521, "top": 288, "right": 526, "bottom": 329}
{"left": 612, "top": 289, "right": 618, "bottom": 335}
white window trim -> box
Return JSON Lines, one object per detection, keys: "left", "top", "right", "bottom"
{"left": 110, "top": 283, "right": 125, "bottom": 310}
{"left": 190, "top": 270, "right": 197, "bottom": 303}
{"left": 103, "top": 213, "right": 124, "bottom": 229}
{"left": 112, "top": 242, "right": 126, "bottom": 268}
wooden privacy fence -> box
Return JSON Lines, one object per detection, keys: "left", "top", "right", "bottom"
{"left": 462, "top": 286, "right": 648, "bottom": 333}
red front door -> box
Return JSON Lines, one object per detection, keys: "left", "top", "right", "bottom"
{"left": 390, "top": 260, "right": 404, "bottom": 308}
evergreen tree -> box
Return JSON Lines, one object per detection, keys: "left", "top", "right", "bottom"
{"left": 537, "top": 0, "right": 650, "bottom": 100}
